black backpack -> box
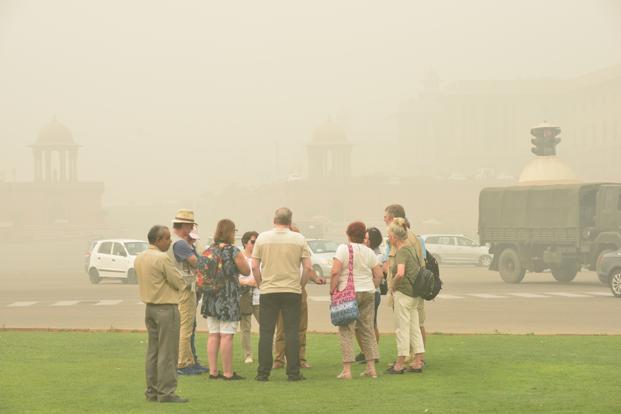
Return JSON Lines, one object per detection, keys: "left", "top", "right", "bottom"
{"left": 412, "top": 249, "right": 442, "bottom": 300}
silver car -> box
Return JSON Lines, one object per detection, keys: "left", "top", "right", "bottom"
{"left": 422, "top": 234, "right": 492, "bottom": 267}
{"left": 307, "top": 239, "right": 339, "bottom": 278}
{"left": 596, "top": 248, "right": 621, "bottom": 298}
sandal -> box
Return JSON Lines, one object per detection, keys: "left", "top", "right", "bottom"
{"left": 384, "top": 366, "right": 405, "bottom": 374}
{"left": 360, "top": 370, "right": 378, "bottom": 379}
{"left": 336, "top": 372, "right": 352, "bottom": 380}
{"left": 406, "top": 366, "right": 423, "bottom": 373}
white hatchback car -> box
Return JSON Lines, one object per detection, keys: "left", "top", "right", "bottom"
{"left": 422, "top": 234, "right": 492, "bottom": 267}
{"left": 86, "top": 239, "right": 149, "bottom": 284}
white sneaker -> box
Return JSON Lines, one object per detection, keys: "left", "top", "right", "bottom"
{"left": 244, "top": 356, "right": 253, "bottom": 364}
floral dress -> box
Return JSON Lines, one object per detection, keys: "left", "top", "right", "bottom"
{"left": 199, "top": 244, "right": 242, "bottom": 323}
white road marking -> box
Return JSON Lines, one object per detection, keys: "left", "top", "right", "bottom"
{"left": 546, "top": 292, "right": 590, "bottom": 298}
{"left": 437, "top": 294, "right": 464, "bottom": 299}
{"left": 508, "top": 293, "right": 549, "bottom": 298}
{"left": 309, "top": 296, "right": 331, "bottom": 302}
{"left": 468, "top": 293, "right": 508, "bottom": 299}
{"left": 51, "top": 300, "right": 81, "bottom": 306}
{"left": 94, "top": 300, "right": 123, "bottom": 306}
{"left": 7, "top": 301, "right": 38, "bottom": 307}
{"left": 584, "top": 291, "right": 613, "bottom": 297}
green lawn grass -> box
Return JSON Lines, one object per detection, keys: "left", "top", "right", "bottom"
{"left": 0, "top": 331, "right": 619, "bottom": 414}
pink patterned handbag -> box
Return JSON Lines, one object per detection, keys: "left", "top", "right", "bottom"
{"left": 330, "top": 244, "right": 359, "bottom": 326}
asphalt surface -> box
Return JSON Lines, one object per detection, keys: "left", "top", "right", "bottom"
{"left": 1, "top": 265, "right": 618, "bottom": 334}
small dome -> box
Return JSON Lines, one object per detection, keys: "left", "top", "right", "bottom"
{"left": 312, "top": 120, "right": 348, "bottom": 144}
{"left": 518, "top": 156, "right": 579, "bottom": 186}
{"left": 36, "top": 118, "right": 74, "bottom": 145}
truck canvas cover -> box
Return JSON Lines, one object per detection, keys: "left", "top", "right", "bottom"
{"left": 478, "top": 183, "right": 603, "bottom": 244}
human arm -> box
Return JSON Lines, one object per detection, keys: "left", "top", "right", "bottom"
{"left": 234, "top": 249, "right": 251, "bottom": 276}
{"left": 161, "top": 255, "right": 187, "bottom": 291}
{"left": 372, "top": 264, "right": 383, "bottom": 288}
{"left": 309, "top": 268, "right": 326, "bottom": 285}
{"left": 391, "top": 264, "right": 405, "bottom": 292}
{"left": 173, "top": 240, "right": 198, "bottom": 268}
{"left": 239, "top": 275, "right": 257, "bottom": 287}
{"left": 300, "top": 257, "right": 313, "bottom": 286}
{"left": 330, "top": 259, "right": 343, "bottom": 294}
{"left": 252, "top": 258, "right": 262, "bottom": 286}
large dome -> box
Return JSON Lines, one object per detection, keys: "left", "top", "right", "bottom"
{"left": 36, "top": 118, "right": 75, "bottom": 145}
{"left": 518, "top": 156, "right": 578, "bottom": 186}
{"left": 312, "top": 120, "right": 348, "bottom": 144}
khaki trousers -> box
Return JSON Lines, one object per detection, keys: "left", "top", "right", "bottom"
{"left": 274, "top": 288, "right": 307, "bottom": 364}
{"left": 177, "top": 288, "right": 197, "bottom": 368}
{"left": 145, "top": 304, "right": 180, "bottom": 400}
{"left": 240, "top": 305, "right": 260, "bottom": 359}
{"left": 393, "top": 291, "right": 425, "bottom": 356}
{"left": 338, "top": 291, "right": 379, "bottom": 363}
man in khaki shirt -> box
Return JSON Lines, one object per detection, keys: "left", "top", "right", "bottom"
{"left": 135, "top": 225, "right": 188, "bottom": 404}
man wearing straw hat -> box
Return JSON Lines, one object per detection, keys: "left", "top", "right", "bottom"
{"left": 168, "top": 209, "right": 202, "bottom": 375}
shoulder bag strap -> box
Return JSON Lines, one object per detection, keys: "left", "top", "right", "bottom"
{"left": 347, "top": 243, "right": 355, "bottom": 289}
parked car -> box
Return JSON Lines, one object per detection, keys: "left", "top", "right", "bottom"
{"left": 307, "top": 239, "right": 339, "bottom": 278}
{"left": 86, "top": 239, "right": 149, "bottom": 284}
{"left": 421, "top": 234, "right": 492, "bottom": 267}
{"left": 596, "top": 248, "right": 621, "bottom": 298}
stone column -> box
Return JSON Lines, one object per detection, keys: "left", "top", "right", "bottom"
{"left": 59, "top": 149, "right": 67, "bottom": 182}
{"left": 33, "top": 149, "right": 42, "bottom": 182}
{"left": 44, "top": 150, "right": 52, "bottom": 183}
{"left": 69, "top": 148, "right": 78, "bottom": 182}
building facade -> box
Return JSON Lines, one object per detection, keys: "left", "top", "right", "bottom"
{"left": 397, "top": 65, "right": 621, "bottom": 182}
{"left": 0, "top": 119, "right": 104, "bottom": 240}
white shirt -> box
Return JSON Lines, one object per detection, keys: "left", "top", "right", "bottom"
{"left": 239, "top": 255, "right": 260, "bottom": 306}
{"left": 334, "top": 243, "right": 379, "bottom": 293}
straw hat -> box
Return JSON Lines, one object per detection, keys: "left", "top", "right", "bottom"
{"left": 172, "top": 209, "right": 197, "bottom": 225}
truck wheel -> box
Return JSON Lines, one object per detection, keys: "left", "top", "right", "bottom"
{"left": 551, "top": 263, "right": 579, "bottom": 283}
{"left": 89, "top": 268, "right": 101, "bottom": 284}
{"left": 596, "top": 250, "right": 614, "bottom": 284}
{"left": 610, "top": 269, "right": 621, "bottom": 298}
{"left": 498, "top": 249, "right": 525, "bottom": 284}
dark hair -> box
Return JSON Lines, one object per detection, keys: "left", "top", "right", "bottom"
{"left": 241, "top": 231, "right": 259, "bottom": 247}
{"left": 346, "top": 221, "right": 366, "bottom": 244}
{"left": 366, "top": 227, "right": 383, "bottom": 250}
{"left": 147, "top": 225, "right": 168, "bottom": 244}
{"left": 385, "top": 204, "right": 406, "bottom": 219}
{"left": 214, "top": 219, "right": 236, "bottom": 244}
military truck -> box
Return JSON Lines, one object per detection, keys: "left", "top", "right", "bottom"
{"left": 479, "top": 183, "right": 621, "bottom": 283}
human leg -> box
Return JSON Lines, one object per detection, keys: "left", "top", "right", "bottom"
{"left": 145, "top": 305, "right": 159, "bottom": 399}
{"left": 281, "top": 293, "right": 302, "bottom": 378}
{"left": 177, "top": 289, "right": 197, "bottom": 369}
{"left": 257, "top": 294, "right": 279, "bottom": 378}
{"left": 156, "top": 305, "right": 180, "bottom": 400}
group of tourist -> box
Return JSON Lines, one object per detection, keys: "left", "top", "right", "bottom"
{"left": 134, "top": 204, "right": 429, "bottom": 403}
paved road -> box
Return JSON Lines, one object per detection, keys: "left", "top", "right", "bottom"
{"left": 2, "top": 265, "right": 618, "bottom": 334}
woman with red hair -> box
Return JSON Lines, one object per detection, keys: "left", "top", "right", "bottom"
{"left": 330, "top": 221, "right": 384, "bottom": 379}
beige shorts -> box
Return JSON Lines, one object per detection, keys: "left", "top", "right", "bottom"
{"left": 206, "top": 317, "right": 237, "bottom": 334}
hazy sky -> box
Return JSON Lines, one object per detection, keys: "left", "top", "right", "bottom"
{"left": 1, "top": 0, "right": 620, "bottom": 205}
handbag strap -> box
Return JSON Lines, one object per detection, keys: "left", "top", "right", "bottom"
{"left": 346, "top": 244, "right": 355, "bottom": 290}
